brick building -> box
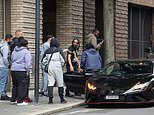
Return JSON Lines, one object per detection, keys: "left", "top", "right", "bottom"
{"left": 0, "top": 0, "right": 154, "bottom": 88}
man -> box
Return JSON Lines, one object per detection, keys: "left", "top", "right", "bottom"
{"left": 10, "top": 30, "right": 23, "bottom": 53}
{"left": 0, "top": 34, "right": 13, "bottom": 100}
{"left": 40, "top": 34, "right": 54, "bottom": 96}
{"left": 86, "top": 28, "right": 104, "bottom": 50}
{"left": 66, "top": 38, "right": 81, "bottom": 97}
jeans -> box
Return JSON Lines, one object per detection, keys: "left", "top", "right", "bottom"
{"left": 0, "top": 67, "right": 8, "bottom": 96}
{"left": 40, "top": 64, "right": 48, "bottom": 95}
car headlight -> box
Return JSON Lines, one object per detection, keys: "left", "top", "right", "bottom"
{"left": 123, "top": 82, "right": 149, "bottom": 94}
{"left": 87, "top": 83, "right": 97, "bottom": 91}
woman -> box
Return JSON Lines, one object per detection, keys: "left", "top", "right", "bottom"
{"left": 10, "top": 37, "right": 32, "bottom": 105}
{"left": 42, "top": 38, "right": 67, "bottom": 104}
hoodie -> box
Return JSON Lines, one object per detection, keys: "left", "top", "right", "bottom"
{"left": 0, "top": 40, "right": 10, "bottom": 68}
{"left": 11, "top": 46, "right": 32, "bottom": 72}
{"left": 81, "top": 48, "right": 102, "bottom": 70}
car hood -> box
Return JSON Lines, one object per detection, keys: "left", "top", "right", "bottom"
{"left": 90, "top": 74, "right": 152, "bottom": 95}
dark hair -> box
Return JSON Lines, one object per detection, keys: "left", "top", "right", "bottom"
{"left": 47, "top": 34, "right": 54, "bottom": 40}
{"left": 71, "top": 38, "right": 80, "bottom": 50}
{"left": 92, "top": 28, "right": 99, "bottom": 33}
{"left": 50, "top": 38, "right": 60, "bottom": 48}
{"left": 18, "top": 37, "right": 28, "bottom": 47}
{"left": 85, "top": 43, "right": 94, "bottom": 50}
{"left": 5, "top": 34, "right": 13, "bottom": 40}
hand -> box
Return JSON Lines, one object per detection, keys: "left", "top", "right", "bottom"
{"left": 70, "top": 66, "right": 74, "bottom": 72}
{"left": 63, "top": 49, "right": 69, "bottom": 53}
{"left": 99, "top": 40, "right": 104, "bottom": 46}
{"left": 80, "top": 69, "right": 84, "bottom": 73}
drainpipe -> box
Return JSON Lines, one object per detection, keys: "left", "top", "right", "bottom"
{"left": 34, "top": 0, "right": 40, "bottom": 105}
{"left": 103, "top": 0, "right": 115, "bottom": 64}
{"left": 3, "top": 0, "right": 5, "bottom": 37}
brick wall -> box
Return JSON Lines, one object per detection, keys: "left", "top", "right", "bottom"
{"left": 0, "top": 0, "right": 3, "bottom": 38}
{"left": 11, "top": 0, "right": 43, "bottom": 89}
{"left": 114, "top": 0, "right": 154, "bottom": 60}
{"left": 114, "top": 0, "right": 128, "bottom": 60}
{"left": 84, "top": 0, "right": 95, "bottom": 37}
{"left": 56, "top": 0, "right": 83, "bottom": 50}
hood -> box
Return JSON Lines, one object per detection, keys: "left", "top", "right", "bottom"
{"left": 86, "top": 48, "right": 97, "bottom": 55}
{"left": 0, "top": 40, "right": 8, "bottom": 48}
{"left": 91, "top": 74, "right": 151, "bottom": 95}
{"left": 14, "top": 46, "right": 27, "bottom": 51}
{"left": 87, "top": 33, "right": 94, "bottom": 38}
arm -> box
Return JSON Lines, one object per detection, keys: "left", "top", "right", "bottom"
{"left": 2, "top": 46, "right": 9, "bottom": 67}
{"left": 80, "top": 52, "right": 86, "bottom": 69}
{"left": 25, "top": 51, "right": 32, "bottom": 72}
{"left": 67, "top": 53, "right": 74, "bottom": 72}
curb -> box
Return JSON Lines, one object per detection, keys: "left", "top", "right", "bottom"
{"left": 39, "top": 103, "right": 84, "bottom": 115}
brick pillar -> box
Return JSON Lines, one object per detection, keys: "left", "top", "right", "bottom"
{"left": 10, "top": 0, "right": 43, "bottom": 89}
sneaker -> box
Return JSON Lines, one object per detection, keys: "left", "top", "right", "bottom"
{"left": 10, "top": 100, "right": 18, "bottom": 104}
{"left": 17, "top": 102, "right": 28, "bottom": 106}
{"left": 74, "top": 93, "right": 81, "bottom": 96}
{"left": 61, "top": 99, "right": 67, "bottom": 104}
{"left": 1, "top": 95, "right": 10, "bottom": 101}
{"left": 65, "top": 93, "right": 74, "bottom": 97}
{"left": 24, "top": 97, "right": 33, "bottom": 103}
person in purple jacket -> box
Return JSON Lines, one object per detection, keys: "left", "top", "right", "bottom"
{"left": 10, "top": 37, "right": 32, "bottom": 106}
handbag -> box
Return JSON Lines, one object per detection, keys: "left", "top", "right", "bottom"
{"left": 44, "top": 52, "right": 54, "bottom": 73}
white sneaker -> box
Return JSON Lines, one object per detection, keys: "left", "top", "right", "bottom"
{"left": 17, "top": 102, "right": 28, "bottom": 106}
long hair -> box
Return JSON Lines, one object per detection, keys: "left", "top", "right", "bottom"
{"left": 71, "top": 38, "right": 80, "bottom": 50}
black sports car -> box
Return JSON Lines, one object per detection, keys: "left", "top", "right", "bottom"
{"left": 64, "top": 59, "right": 154, "bottom": 105}
{"left": 85, "top": 59, "right": 154, "bottom": 105}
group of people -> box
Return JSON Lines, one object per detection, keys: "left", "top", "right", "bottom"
{"left": 0, "top": 28, "right": 103, "bottom": 105}
{"left": 40, "top": 28, "right": 104, "bottom": 104}
{"left": 0, "top": 30, "right": 32, "bottom": 105}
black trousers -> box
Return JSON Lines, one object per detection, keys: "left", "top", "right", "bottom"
{"left": 11, "top": 71, "right": 28, "bottom": 103}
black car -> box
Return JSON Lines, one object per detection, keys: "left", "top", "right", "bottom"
{"left": 85, "top": 59, "right": 154, "bottom": 105}
{"left": 64, "top": 59, "right": 154, "bottom": 105}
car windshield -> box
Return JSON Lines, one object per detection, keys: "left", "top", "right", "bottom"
{"left": 100, "top": 61, "right": 153, "bottom": 76}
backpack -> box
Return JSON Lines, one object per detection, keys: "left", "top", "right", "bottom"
{"left": 0, "top": 46, "right": 3, "bottom": 57}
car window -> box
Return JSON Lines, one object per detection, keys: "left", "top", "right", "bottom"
{"left": 100, "top": 61, "right": 153, "bottom": 76}
{"left": 100, "top": 63, "right": 122, "bottom": 76}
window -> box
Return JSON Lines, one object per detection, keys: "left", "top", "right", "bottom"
{"left": 128, "top": 5, "right": 152, "bottom": 59}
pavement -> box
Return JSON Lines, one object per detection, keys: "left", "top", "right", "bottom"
{"left": 0, "top": 87, "right": 84, "bottom": 115}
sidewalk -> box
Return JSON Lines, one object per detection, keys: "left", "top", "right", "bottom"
{"left": 0, "top": 87, "right": 84, "bottom": 115}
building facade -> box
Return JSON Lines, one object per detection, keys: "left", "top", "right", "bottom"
{"left": 0, "top": 0, "right": 154, "bottom": 88}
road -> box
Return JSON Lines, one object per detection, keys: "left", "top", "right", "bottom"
{"left": 55, "top": 105, "right": 154, "bottom": 115}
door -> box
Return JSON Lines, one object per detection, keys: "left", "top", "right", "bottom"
{"left": 43, "top": 0, "right": 56, "bottom": 43}
{"left": 128, "top": 5, "right": 152, "bottom": 59}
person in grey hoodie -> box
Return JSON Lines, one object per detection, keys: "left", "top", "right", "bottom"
{"left": 39, "top": 34, "right": 54, "bottom": 96}
{"left": 10, "top": 37, "right": 32, "bottom": 105}
{"left": 42, "top": 38, "right": 67, "bottom": 104}
{"left": 0, "top": 34, "right": 13, "bottom": 100}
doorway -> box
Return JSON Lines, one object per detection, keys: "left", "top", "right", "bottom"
{"left": 95, "top": 0, "right": 104, "bottom": 65}
{"left": 42, "top": 0, "right": 56, "bottom": 43}
{"left": 128, "top": 4, "right": 152, "bottom": 59}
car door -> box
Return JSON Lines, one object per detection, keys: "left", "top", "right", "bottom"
{"left": 63, "top": 72, "right": 89, "bottom": 94}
